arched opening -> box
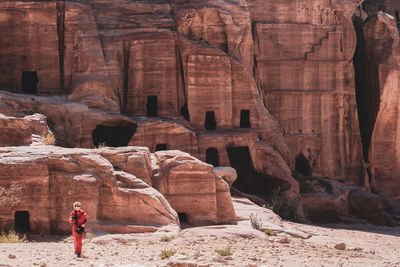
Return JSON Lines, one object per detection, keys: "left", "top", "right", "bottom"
{"left": 180, "top": 104, "right": 190, "bottom": 121}
{"left": 92, "top": 123, "right": 136, "bottom": 147}
{"left": 22, "top": 71, "right": 38, "bottom": 94}
{"left": 295, "top": 153, "right": 312, "bottom": 176}
{"left": 14, "top": 211, "right": 30, "bottom": 233}
{"left": 178, "top": 212, "right": 189, "bottom": 224}
{"left": 205, "top": 111, "right": 216, "bottom": 130}
{"left": 147, "top": 95, "right": 158, "bottom": 117}
{"left": 240, "top": 110, "right": 251, "bottom": 128}
{"left": 206, "top": 148, "right": 219, "bottom": 167}
{"left": 155, "top": 144, "right": 167, "bottom": 151}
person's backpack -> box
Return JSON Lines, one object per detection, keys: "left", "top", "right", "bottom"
{"left": 74, "top": 211, "right": 85, "bottom": 235}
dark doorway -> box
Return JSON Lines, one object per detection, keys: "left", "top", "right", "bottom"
{"left": 240, "top": 110, "right": 251, "bottom": 128}
{"left": 295, "top": 153, "right": 312, "bottom": 176}
{"left": 178, "top": 212, "right": 189, "bottom": 223}
{"left": 15, "top": 211, "right": 30, "bottom": 233}
{"left": 206, "top": 148, "right": 219, "bottom": 166}
{"left": 155, "top": 144, "right": 167, "bottom": 151}
{"left": 22, "top": 71, "right": 38, "bottom": 94}
{"left": 206, "top": 148, "right": 219, "bottom": 167}
{"left": 92, "top": 124, "right": 136, "bottom": 147}
{"left": 205, "top": 111, "right": 216, "bottom": 130}
{"left": 180, "top": 104, "right": 190, "bottom": 121}
{"left": 147, "top": 95, "right": 158, "bottom": 117}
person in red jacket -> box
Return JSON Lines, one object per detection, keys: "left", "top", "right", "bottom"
{"left": 68, "top": 202, "right": 87, "bottom": 258}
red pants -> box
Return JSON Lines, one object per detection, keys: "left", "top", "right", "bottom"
{"left": 72, "top": 230, "right": 84, "bottom": 255}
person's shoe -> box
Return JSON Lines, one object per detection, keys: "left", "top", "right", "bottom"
{"left": 77, "top": 253, "right": 81, "bottom": 258}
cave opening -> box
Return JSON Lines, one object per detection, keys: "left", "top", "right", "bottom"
{"left": 146, "top": 95, "right": 158, "bottom": 117}
{"left": 178, "top": 212, "right": 189, "bottom": 224}
{"left": 180, "top": 104, "right": 190, "bottom": 121}
{"left": 14, "top": 211, "right": 30, "bottom": 233}
{"left": 206, "top": 148, "right": 219, "bottom": 167}
{"left": 227, "top": 146, "right": 289, "bottom": 199}
{"left": 205, "top": 111, "right": 216, "bottom": 130}
{"left": 22, "top": 71, "right": 38, "bottom": 94}
{"left": 352, "top": 17, "right": 381, "bottom": 161}
{"left": 240, "top": 110, "right": 251, "bottom": 128}
{"left": 155, "top": 144, "right": 167, "bottom": 151}
{"left": 92, "top": 124, "right": 136, "bottom": 147}
{"left": 295, "top": 153, "right": 312, "bottom": 176}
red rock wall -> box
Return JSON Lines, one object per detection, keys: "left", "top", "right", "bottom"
{"left": 0, "top": 2, "right": 61, "bottom": 93}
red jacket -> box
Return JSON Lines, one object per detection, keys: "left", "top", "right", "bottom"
{"left": 69, "top": 210, "right": 87, "bottom": 230}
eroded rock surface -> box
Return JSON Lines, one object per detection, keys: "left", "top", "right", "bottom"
{"left": 0, "top": 145, "right": 236, "bottom": 233}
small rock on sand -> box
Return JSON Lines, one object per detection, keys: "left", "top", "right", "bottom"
{"left": 334, "top": 243, "right": 346, "bottom": 250}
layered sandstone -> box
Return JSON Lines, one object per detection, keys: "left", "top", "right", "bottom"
{"left": 0, "top": 144, "right": 236, "bottom": 234}
{"left": 4, "top": 0, "right": 400, "bottom": 226}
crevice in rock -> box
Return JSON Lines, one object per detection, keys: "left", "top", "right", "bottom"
{"left": 352, "top": 17, "right": 381, "bottom": 162}
{"left": 122, "top": 41, "right": 130, "bottom": 114}
{"left": 56, "top": 1, "right": 65, "bottom": 92}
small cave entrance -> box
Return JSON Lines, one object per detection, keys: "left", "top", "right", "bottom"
{"left": 146, "top": 95, "right": 158, "bottom": 117}
{"left": 178, "top": 212, "right": 189, "bottom": 224}
{"left": 352, "top": 17, "right": 381, "bottom": 161}
{"left": 295, "top": 153, "right": 312, "bottom": 176}
{"left": 22, "top": 71, "right": 38, "bottom": 94}
{"left": 396, "top": 11, "right": 400, "bottom": 30}
{"left": 180, "top": 104, "right": 190, "bottom": 121}
{"left": 227, "top": 146, "right": 289, "bottom": 200}
{"left": 14, "top": 211, "right": 30, "bottom": 233}
{"left": 206, "top": 148, "right": 219, "bottom": 167}
{"left": 92, "top": 123, "right": 136, "bottom": 147}
{"left": 155, "top": 144, "right": 167, "bottom": 151}
{"left": 240, "top": 110, "right": 251, "bottom": 128}
{"left": 205, "top": 111, "right": 216, "bottom": 130}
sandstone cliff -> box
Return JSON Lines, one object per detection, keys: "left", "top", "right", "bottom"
{"left": 1, "top": 0, "right": 400, "bottom": 228}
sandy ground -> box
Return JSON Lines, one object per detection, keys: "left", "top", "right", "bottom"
{"left": 1, "top": 198, "right": 400, "bottom": 267}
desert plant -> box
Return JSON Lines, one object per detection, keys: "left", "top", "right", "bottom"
{"left": 215, "top": 246, "right": 232, "bottom": 257}
{"left": 249, "top": 213, "right": 263, "bottom": 231}
{"left": 147, "top": 241, "right": 156, "bottom": 245}
{"left": 95, "top": 142, "right": 107, "bottom": 149}
{"left": 43, "top": 132, "right": 56, "bottom": 145}
{"left": 269, "top": 186, "right": 283, "bottom": 214}
{"left": 160, "top": 235, "right": 174, "bottom": 242}
{"left": 264, "top": 229, "right": 277, "bottom": 236}
{"left": 85, "top": 232, "right": 96, "bottom": 241}
{"left": 0, "top": 230, "right": 26, "bottom": 243}
{"left": 160, "top": 249, "right": 176, "bottom": 259}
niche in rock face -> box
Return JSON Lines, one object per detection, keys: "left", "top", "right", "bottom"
{"left": 147, "top": 95, "right": 158, "bottom": 117}
{"left": 205, "top": 111, "right": 216, "bottom": 130}
{"left": 206, "top": 148, "right": 219, "bottom": 167}
{"left": 155, "top": 144, "right": 167, "bottom": 151}
{"left": 295, "top": 153, "right": 312, "bottom": 176}
{"left": 92, "top": 123, "right": 136, "bottom": 147}
{"left": 178, "top": 212, "right": 189, "bottom": 224}
{"left": 22, "top": 71, "right": 38, "bottom": 94}
{"left": 240, "top": 110, "right": 251, "bottom": 128}
{"left": 15, "top": 211, "right": 30, "bottom": 233}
